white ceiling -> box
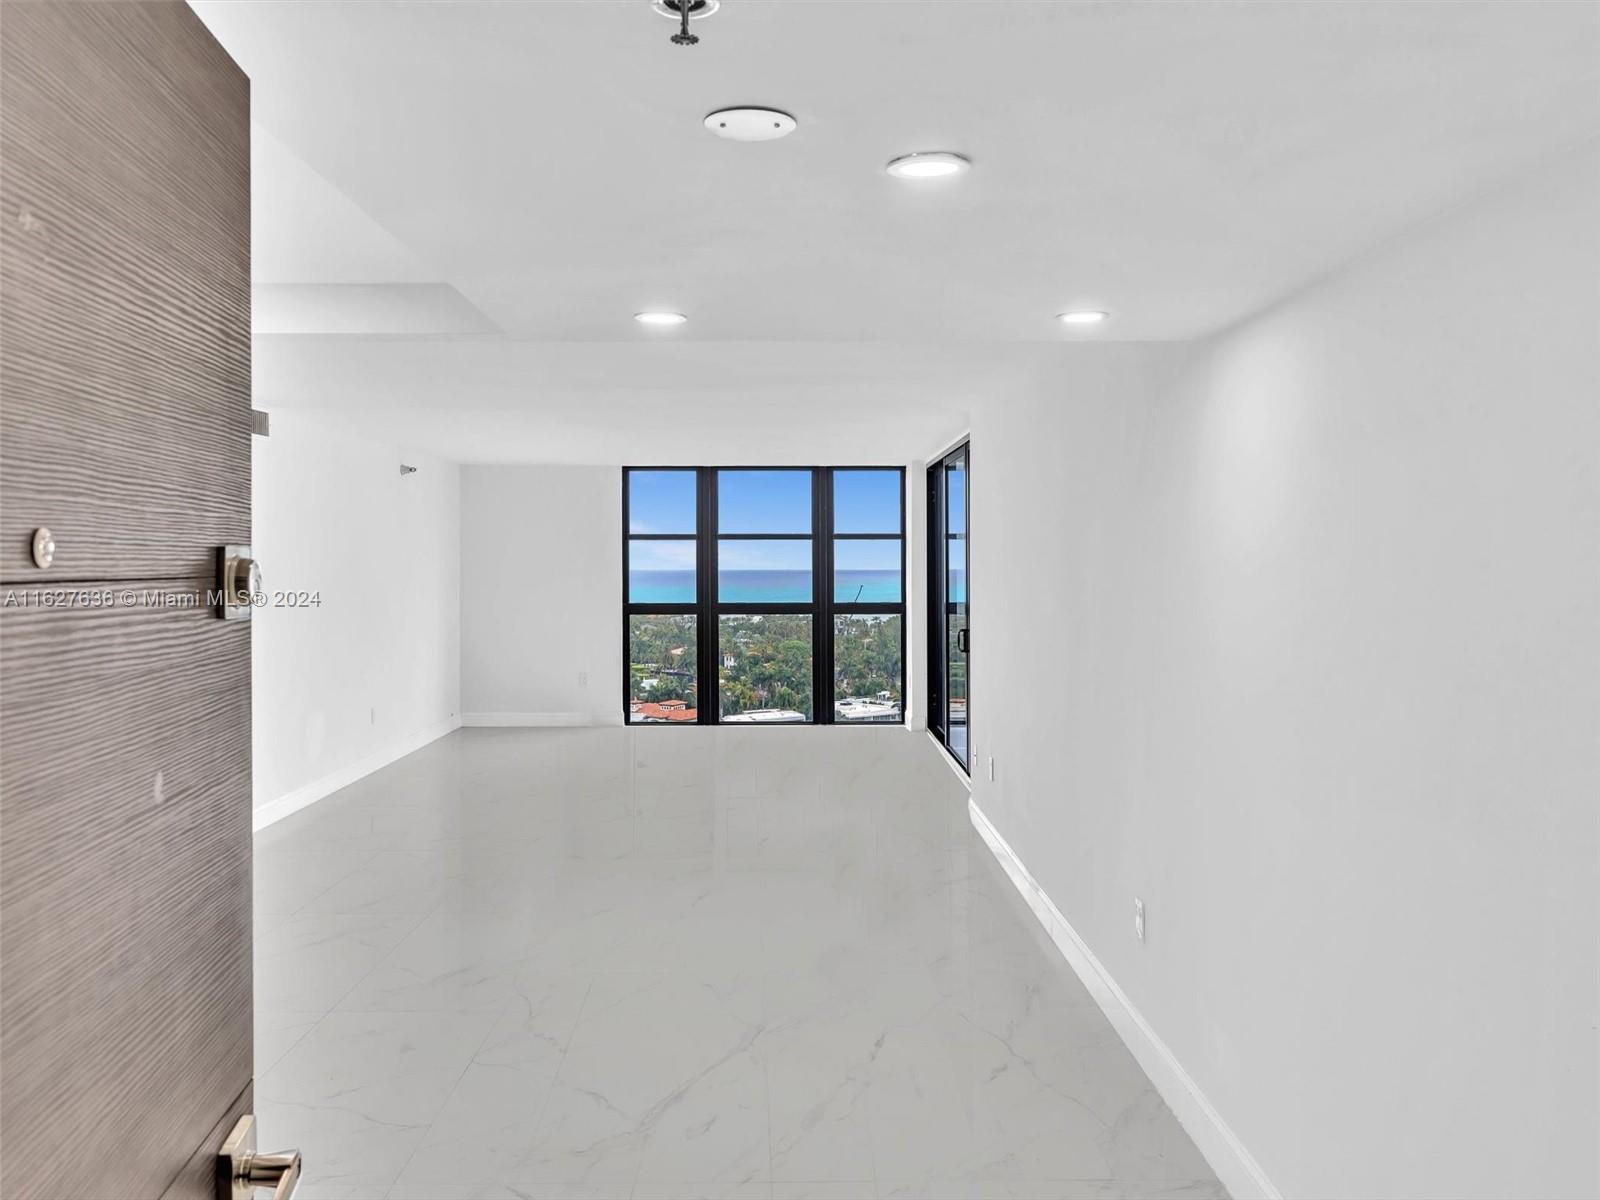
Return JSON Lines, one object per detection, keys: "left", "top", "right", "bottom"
{"left": 192, "top": 0, "right": 1600, "bottom": 461}
{"left": 248, "top": 339, "right": 1017, "bottom": 465}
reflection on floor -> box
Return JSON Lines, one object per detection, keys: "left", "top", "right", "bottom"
{"left": 254, "top": 728, "right": 1225, "bottom": 1200}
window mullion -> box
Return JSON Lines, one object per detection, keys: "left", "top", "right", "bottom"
{"left": 697, "top": 467, "right": 717, "bottom": 724}
{"left": 815, "top": 466, "right": 832, "bottom": 724}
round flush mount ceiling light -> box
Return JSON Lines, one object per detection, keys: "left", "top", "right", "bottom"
{"left": 634, "top": 311, "right": 688, "bottom": 327}
{"left": 704, "top": 107, "right": 797, "bottom": 142}
{"left": 886, "top": 151, "right": 971, "bottom": 180}
{"left": 1056, "top": 310, "right": 1110, "bottom": 326}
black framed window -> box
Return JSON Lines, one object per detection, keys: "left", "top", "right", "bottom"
{"left": 624, "top": 467, "right": 905, "bottom": 725}
{"left": 625, "top": 470, "right": 700, "bottom": 722}
{"left": 927, "top": 443, "right": 969, "bottom": 770}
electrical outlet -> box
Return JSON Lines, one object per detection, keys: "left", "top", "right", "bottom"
{"left": 1134, "top": 897, "right": 1146, "bottom": 943}
{"left": 578, "top": 670, "right": 588, "bottom": 689}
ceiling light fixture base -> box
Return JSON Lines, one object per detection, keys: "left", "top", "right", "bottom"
{"left": 704, "top": 107, "right": 797, "bottom": 142}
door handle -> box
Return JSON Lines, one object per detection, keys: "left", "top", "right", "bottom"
{"left": 218, "top": 1115, "right": 301, "bottom": 1200}
{"left": 218, "top": 544, "right": 261, "bottom": 620}
{"left": 956, "top": 627, "right": 969, "bottom": 654}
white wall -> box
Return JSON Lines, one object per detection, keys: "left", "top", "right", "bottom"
{"left": 252, "top": 410, "right": 461, "bottom": 821}
{"left": 970, "top": 143, "right": 1599, "bottom": 1200}
{"left": 460, "top": 465, "right": 622, "bottom": 724}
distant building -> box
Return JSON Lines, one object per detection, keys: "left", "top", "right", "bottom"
{"left": 630, "top": 699, "right": 698, "bottom": 723}
{"left": 835, "top": 695, "right": 902, "bottom": 722}
{"left": 722, "top": 708, "right": 806, "bottom": 723}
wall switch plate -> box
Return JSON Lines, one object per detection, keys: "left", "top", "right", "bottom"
{"left": 987, "top": 756, "right": 995, "bottom": 781}
{"left": 1134, "top": 897, "right": 1146, "bottom": 942}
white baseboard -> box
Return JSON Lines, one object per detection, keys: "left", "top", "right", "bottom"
{"left": 927, "top": 730, "right": 973, "bottom": 789}
{"left": 461, "top": 711, "right": 594, "bottom": 727}
{"left": 252, "top": 715, "right": 461, "bottom": 832}
{"left": 967, "top": 798, "right": 1279, "bottom": 1200}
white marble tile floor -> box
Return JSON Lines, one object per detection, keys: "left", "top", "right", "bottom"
{"left": 253, "top": 728, "right": 1225, "bottom": 1200}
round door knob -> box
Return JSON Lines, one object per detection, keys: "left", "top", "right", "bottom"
{"left": 224, "top": 554, "right": 260, "bottom": 603}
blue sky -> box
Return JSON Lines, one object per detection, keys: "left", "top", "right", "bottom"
{"left": 629, "top": 469, "right": 902, "bottom": 536}
{"left": 832, "top": 471, "right": 901, "bottom": 533}
{"left": 834, "top": 539, "right": 900, "bottom": 571}
{"left": 632, "top": 539, "right": 904, "bottom": 574}
{"left": 630, "top": 539, "right": 696, "bottom": 571}
{"left": 628, "top": 470, "right": 696, "bottom": 534}
{"left": 718, "top": 470, "right": 811, "bottom": 533}
{"left": 946, "top": 462, "right": 966, "bottom": 535}
{"left": 718, "top": 539, "right": 811, "bottom": 571}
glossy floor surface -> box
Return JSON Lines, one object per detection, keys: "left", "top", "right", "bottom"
{"left": 254, "top": 728, "right": 1225, "bottom": 1200}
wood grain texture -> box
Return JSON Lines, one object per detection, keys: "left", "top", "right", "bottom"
{"left": 1, "top": 4, "right": 254, "bottom": 1196}
{"left": 159, "top": 1083, "right": 252, "bottom": 1200}
{"left": 0, "top": 1, "right": 250, "bottom": 584}
{"left": 1, "top": 580, "right": 253, "bottom": 1200}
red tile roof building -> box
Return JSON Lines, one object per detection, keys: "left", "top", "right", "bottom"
{"left": 629, "top": 699, "right": 698, "bottom": 723}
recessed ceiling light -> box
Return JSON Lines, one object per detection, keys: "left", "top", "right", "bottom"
{"left": 705, "top": 107, "right": 797, "bottom": 142}
{"left": 634, "top": 311, "right": 688, "bottom": 327}
{"left": 886, "top": 151, "right": 970, "bottom": 180}
{"left": 1056, "top": 310, "right": 1109, "bottom": 326}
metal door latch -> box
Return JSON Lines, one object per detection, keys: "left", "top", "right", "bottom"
{"left": 217, "top": 1114, "right": 300, "bottom": 1200}
{"left": 218, "top": 544, "right": 261, "bottom": 620}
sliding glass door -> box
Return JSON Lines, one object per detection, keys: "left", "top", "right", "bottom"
{"left": 927, "top": 443, "right": 969, "bottom": 769}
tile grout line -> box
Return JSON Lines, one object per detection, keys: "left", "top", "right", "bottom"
{"left": 526, "top": 974, "right": 599, "bottom": 1196}
{"left": 383, "top": 961, "right": 530, "bottom": 1198}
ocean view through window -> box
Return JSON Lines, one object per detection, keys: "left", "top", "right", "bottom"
{"left": 625, "top": 467, "right": 905, "bottom": 725}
